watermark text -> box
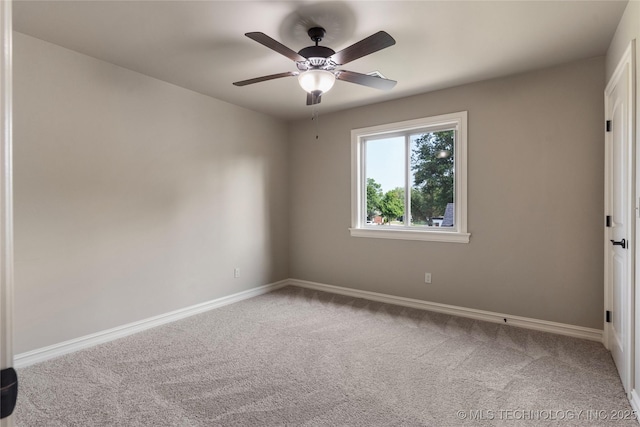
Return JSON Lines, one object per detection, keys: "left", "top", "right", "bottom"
{"left": 455, "top": 409, "right": 638, "bottom": 422}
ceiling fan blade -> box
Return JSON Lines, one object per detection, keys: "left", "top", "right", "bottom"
{"left": 336, "top": 70, "right": 397, "bottom": 90}
{"left": 233, "top": 71, "right": 298, "bottom": 87}
{"left": 330, "top": 31, "right": 396, "bottom": 65}
{"left": 306, "top": 91, "right": 322, "bottom": 106}
{"left": 245, "top": 32, "right": 307, "bottom": 62}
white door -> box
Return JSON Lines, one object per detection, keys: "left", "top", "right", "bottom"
{"left": 605, "top": 42, "right": 635, "bottom": 395}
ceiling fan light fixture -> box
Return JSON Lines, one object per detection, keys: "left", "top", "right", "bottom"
{"left": 298, "top": 69, "right": 336, "bottom": 94}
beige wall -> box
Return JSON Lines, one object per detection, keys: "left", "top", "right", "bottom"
{"left": 13, "top": 26, "right": 613, "bottom": 354}
{"left": 606, "top": 0, "right": 639, "bottom": 81}
{"left": 13, "top": 32, "right": 289, "bottom": 353}
{"left": 289, "top": 57, "right": 605, "bottom": 329}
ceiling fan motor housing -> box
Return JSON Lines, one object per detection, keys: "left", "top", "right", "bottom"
{"left": 296, "top": 27, "right": 337, "bottom": 71}
{"left": 297, "top": 45, "right": 336, "bottom": 70}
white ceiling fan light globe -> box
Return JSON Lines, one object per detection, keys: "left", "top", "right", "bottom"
{"left": 298, "top": 69, "right": 336, "bottom": 94}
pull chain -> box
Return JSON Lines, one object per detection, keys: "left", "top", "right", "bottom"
{"left": 312, "top": 109, "right": 319, "bottom": 140}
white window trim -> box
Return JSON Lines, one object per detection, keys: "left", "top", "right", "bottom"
{"left": 350, "top": 111, "right": 470, "bottom": 243}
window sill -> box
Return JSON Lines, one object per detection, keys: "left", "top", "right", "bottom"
{"left": 349, "top": 227, "right": 470, "bottom": 243}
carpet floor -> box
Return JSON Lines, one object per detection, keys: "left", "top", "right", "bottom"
{"left": 15, "top": 286, "right": 638, "bottom": 426}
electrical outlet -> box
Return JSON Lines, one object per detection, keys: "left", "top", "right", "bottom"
{"left": 424, "top": 273, "right": 432, "bottom": 284}
{"left": 234, "top": 268, "right": 240, "bottom": 278}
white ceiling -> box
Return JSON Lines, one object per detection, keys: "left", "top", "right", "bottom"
{"left": 13, "top": 1, "right": 628, "bottom": 121}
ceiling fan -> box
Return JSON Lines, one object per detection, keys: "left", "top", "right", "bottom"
{"left": 233, "top": 27, "right": 397, "bottom": 106}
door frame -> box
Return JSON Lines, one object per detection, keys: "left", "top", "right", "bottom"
{"left": 0, "top": 0, "right": 14, "bottom": 426}
{"left": 604, "top": 40, "right": 636, "bottom": 396}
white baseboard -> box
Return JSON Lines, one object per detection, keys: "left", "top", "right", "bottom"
{"left": 14, "top": 277, "right": 605, "bottom": 369}
{"left": 15, "top": 280, "right": 288, "bottom": 368}
{"left": 287, "top": 279, "right": 603, "bottom": 342}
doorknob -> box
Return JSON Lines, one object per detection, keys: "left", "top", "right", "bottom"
{"left": 610, "top": 238, "right": 626, "bottom": 249}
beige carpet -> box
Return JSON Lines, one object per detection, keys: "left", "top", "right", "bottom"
{"left": 15, "top": 286, "right": 637, "bottom": 426}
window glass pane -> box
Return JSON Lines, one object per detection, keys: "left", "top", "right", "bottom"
{"left": 365, "top": 136, "right": 405, "bottom": 226}
{"left": 410, "top": 130, "right": 455, "bottom": 227}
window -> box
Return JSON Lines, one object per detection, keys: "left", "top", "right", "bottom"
{"left": 350, "top": 111, "right": 469, "bottom": 243}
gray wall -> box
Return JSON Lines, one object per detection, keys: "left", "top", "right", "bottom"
{"left": 606, "top": 0, "right": 639, "bottom": 82}
{"left": 14, "top": 28, "right": 612, "bottom": 355}
{"left": 13, "top": 32, "right": 289, "bottom": 353}
{"left": 289, "top": 57, "right": 605, "bottom": 329}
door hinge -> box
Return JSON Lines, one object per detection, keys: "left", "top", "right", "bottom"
{"left": 606, "top": 215, "right": 611, "bottom": 227}
{"left": 606, "top": 120, "right": 612, "bottom": 132}
{"left": 606, "top": 310, "right": 612, "bottom": 323}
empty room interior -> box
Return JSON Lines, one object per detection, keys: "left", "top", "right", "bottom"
{"left": 2, "top": 0, "right": 640, "bottom": 425}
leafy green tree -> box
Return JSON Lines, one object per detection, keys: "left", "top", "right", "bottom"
{"left": 410, "top": 188, "right": 428, "bottom": 225}
{"left": 380, "top": 188, "right": 404, "bottom": 224}
{"left": 411, "top": 131, "right": 454, "bottom": 222}
{"left": 366, "top": 178, "right": 383, "bottom": 220}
